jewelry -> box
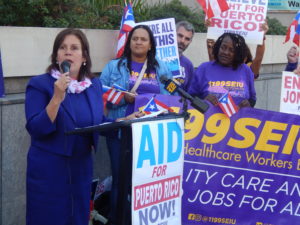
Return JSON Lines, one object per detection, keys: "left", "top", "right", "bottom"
{"left": 50, "top": 69, "right": 92, "bottom": 94}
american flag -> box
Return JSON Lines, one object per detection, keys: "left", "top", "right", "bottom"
{"left": 143, "top": 97, "right": 174, "bottom": 115}
{"left": 218, "top": 93, "right": 238, "bottom": 117}
{"left": 116, "top": 2, "right": 135, "bottom": 58}
{"left": 102, "top": 84, "right": 126, "bottom": 105}
{"left": 284, "top": 10, "right": 300, "bottom": 46}
{"left": 197, "top": 0, "right": 229, "bottom": 19}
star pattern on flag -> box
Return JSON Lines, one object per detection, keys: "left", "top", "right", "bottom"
{"left": 218, "top": 93, "right": 239, "bottom": 117}
{"left": 143, "top": 97, "right": 174, "bottom": 115}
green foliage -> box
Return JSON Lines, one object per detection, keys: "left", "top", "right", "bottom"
{"left": 0, "top": 0, "right": 287, "bottom": 35}
{"left": 135, "top": 0, "right": 206, "bottom": 32}
{"left": 0, "top": 0, "right": 92, "bottom": 27}
{"left": 267, "top": 17, "right": 287, "bottom": 35}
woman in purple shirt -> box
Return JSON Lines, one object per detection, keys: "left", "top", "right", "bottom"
{"left": 189, "top": 33, "right": 256, "bottom": 108}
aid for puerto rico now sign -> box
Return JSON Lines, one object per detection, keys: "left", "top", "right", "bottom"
{"left": 131, "top": 118, "right": 184, "bottom": 225}
{"left": 207, "top": 0, "right": 268, "bottom": 45}
{"left": 135, "top": 94, "right": 300, "bottom": 225}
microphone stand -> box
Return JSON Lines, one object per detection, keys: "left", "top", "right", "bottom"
{"left": 179, "top": 96, "right": 190, "bottom": 122}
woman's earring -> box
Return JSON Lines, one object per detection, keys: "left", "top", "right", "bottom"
{"left": 83, "top": 62, "right": 86, "bottom": 66}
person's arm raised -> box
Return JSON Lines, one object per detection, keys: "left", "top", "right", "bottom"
{"left": 46, "top": 73, "right": 70, "bottom": 122}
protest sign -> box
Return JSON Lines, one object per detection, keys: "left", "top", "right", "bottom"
{"left": 131, "top": 117, "right": 184, "bottom": 225}
{"left": 280, "top": 71, "right": 300, "bottom": 115}
{"left": 135, "top": 94, "right": 300, "bottom": 225}
{"left": 207, "top": 0, "right": 268, "bottom": 45}
{"left": 138, "top": 18, "right": 181, "bottom": 77}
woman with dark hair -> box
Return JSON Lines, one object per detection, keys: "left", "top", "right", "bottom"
{"left": 100, "top": 24, "right": 173, "bottom": 225}
{"left": 206, "top": 20, "right": 269, "bottom": 79}
{"left": 25, "top": 28, "right": 140, "bottom": 225}
{"left": 189, "top": 33, "right": 256, "bottom": 108}
{"left": 101, "top": 24, "right": 172, "bottom": 116}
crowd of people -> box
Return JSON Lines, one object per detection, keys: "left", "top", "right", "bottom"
{"left": 24, "top": 17, "right": 297, "bottom": 225}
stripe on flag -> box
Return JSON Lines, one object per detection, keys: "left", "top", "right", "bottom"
{"left": 102, "top": 84, "right": 126, "bottom": 105}
{"left": 197, "top": 0, "right": 229, "bottom": 19}
{"left": 218, "top": 93, "right": 238, "bottom": 117}
{"left": 116, "top": 2, "right": 135, "bottom": 58}
{"left": 106, "top": 88, "right": 125, "bottom": 105}
{"left": 143, "top": 96, "right": 174, "bottom": 115}
{"left": 284, "top": 10, "right": 300, "bottom": 46}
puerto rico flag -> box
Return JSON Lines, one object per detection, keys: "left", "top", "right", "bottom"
{"left": 102, "top": 84, "right": 126, "bottom": 105}
{"left": 284, "top": 10, "right": 300, "bottom": 46}
{"left": 197, "top": 0, "right": 229, "bottom": 19}
{"left": 218, "top": 93, "right": 239, "bottom": 117}
{"left": 143, "top": 96, "right": 174, "bottom": 115}
{"left": 116, "top": 2, "right": 135, "bottom": 58}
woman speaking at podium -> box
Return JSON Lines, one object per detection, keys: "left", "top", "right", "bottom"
{"left": 25, "top": 28, "right": 140, "bottom": 225}
{"left": 100, "top": 24, "right": 173, "bottom": 225}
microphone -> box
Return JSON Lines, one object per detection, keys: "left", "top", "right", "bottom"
{"left": 160, "top": 75, "right": 209, "bottom": 113}
{"left": 60, "top": 60, "right": 71, "bottom": 73}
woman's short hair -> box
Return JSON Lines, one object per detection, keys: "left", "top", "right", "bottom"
{"left": 120, "top": 24, "right": 158, "bottom": 73}
{"left": 213, "top": 33, "right": 248, "bottom": 70}
{"left": 47, "top": 28, "right": 93, "bottom": 80}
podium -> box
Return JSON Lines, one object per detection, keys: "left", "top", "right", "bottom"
{"left": 67, "top": 114, "right": 185, "bottom": 225}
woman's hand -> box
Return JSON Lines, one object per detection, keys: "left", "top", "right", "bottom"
{"left": 116, "top": 111, "right": 145, "bottom": 122}
{"left": 53, "top": 72, "right": 71, "bottom": 104}
{"left": 205, "top": 19, "right": 212, "bottom": 27}
{"left": 261, "top": 19, "right": 269, "bottom": 35}
{"left": 293, "top": 65, "right": 300, "bottom": 75}
{"left": 205, "top": 94, "right": 219, "bottom": 106}
{"left": 124, "top": 91, "right": 137, "bottom": 104}
{"left": 287, "top": 46, "right": 299, "bottom": 64}
{"left": 238, "top": 99, "right": 251, "bottom": 109}
{"left": 46, "top": 72, "right": 70, "bottom": 122}
{"left": 126, "top": 111, "right": 145, "bottom": 120}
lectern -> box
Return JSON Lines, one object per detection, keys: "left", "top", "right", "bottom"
{"left": 67, "top": 114, "right": 185, "bottom": 225}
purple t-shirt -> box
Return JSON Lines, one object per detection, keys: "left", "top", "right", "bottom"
{"left": 128, "top": 61, "right": 160, "bottom": 94}
{"left": 176, "top": 55, "right": 194, "bottom": 91}
{"left": 126, "top": 61, "right": 160, "bottom": 115}
{"left": 189, "top": 61, "right": 256, "bottom": 105}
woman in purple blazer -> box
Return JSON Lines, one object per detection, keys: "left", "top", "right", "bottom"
{"left": 25, "top": 28, "right": 140, "bottom": 225}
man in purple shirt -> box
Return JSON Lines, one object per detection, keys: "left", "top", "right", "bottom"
{"left": 176, "top": 21, "right": 195, "bottom": 91}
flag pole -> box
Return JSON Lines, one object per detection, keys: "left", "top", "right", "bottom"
{"left": 298, "top": 35, "right": 300, "bottom": 67}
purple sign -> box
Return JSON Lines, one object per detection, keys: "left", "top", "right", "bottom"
{"left": 135, "top": 94, "right": 300, "bottom": 225}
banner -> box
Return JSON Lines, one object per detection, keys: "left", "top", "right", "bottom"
{"left": 207, "top": 0, "right": 268, "bottom": 45}
{"left": 131, "top": 117, "right": 184, "bottom": 225}
{"left": 135, "top": 94, "right": 300, "bottom": 225}
{"left": 268, "top": 0, "right": 300, "bottom": 11}
{"left": 138, "top": 18, "right": 181, "bottom": 77}
{"left": 280, "top": 71, "right": 300, "bottom": 115}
